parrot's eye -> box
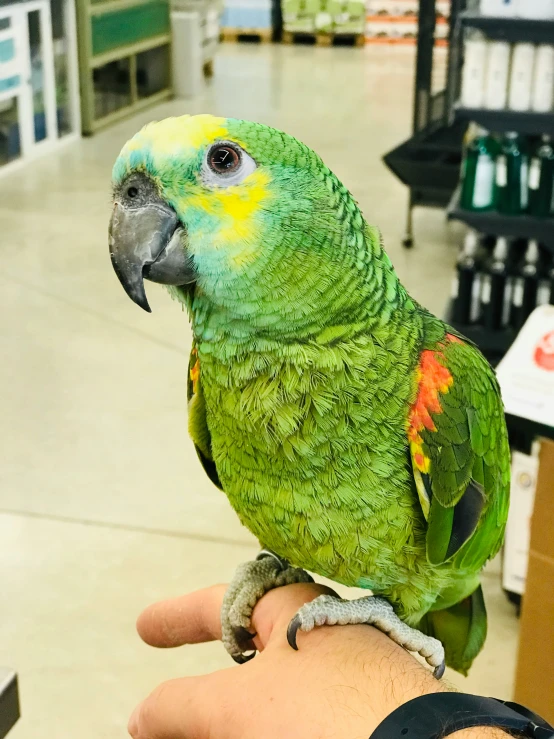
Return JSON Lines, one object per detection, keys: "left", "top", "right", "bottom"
{"left": 127, "top": 186, "right": 139, "bottom": 198}
{"left": 208, "top": 145, "right": 241, "bottom": 174}
{"left": 203, "top": 142, "right": 257, "bottom": 187}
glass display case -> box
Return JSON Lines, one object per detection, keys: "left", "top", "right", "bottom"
{"left": 0, "top": 0, "right": 80, "bottom": 174}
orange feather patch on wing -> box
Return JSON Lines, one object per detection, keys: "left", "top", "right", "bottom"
{"left": 190, "top": 348, "right": 200, "bottom": 395}
{"left": 408, "top": 346, "right": 454, "bottom": 474}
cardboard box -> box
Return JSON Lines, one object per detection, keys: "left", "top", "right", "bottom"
{"left": 514, "top": 438, "right": 554, "bottom": 724}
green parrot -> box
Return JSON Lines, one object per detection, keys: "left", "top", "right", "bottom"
{"left": 109, "top": 114, "right": 510, "bottom": 677}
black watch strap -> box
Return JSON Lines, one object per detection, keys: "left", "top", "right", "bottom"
{"left": 369, "top": 693, "right": 554, "bottom": 739}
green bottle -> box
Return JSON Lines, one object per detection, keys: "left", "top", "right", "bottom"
{"left": 495, "top": 132, "right": 529, "bottom": 215}
{"left": 460, "top": 128, "right": 498, "bottom": 212}
{"left": 528, "top": 135, "right": 554, "bottom": 218}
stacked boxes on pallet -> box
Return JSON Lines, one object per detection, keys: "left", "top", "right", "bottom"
{"left": 365, "top": 0, "right": 450, "bottom": 46}
{"left": 282, "top": 0, "right": 365, "bottom": 36}
{"left": 221, "top": 0, "right": 273, "bottom": 31}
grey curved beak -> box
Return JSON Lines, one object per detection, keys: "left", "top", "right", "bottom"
{"left": 109, "top": 202, "right": 194, "bottom": 312}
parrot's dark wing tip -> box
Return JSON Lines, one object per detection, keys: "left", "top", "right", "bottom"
{"left": 433, "top": 661, "right": 446, "bottom": 680}
{"left": 287, "top": 615, "right": 302, "bottom": 651}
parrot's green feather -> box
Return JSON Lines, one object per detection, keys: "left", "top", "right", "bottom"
{"left": 414, "top": 334, "right": 508, "bottom": 576}
{"left": 114, "top": 114, "right": 511, "bottom": 674}
{"left": 420, "top": 583, "right": 487, "bottom": 676}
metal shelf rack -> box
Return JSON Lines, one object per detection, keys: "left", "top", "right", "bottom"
{"left": 453, "top": 105, "right": 554, "bottom": 136}
{"left": 447, "top": 189, "right": 554, "bottom": 254}
{"left": 459, "top": 9, "right": 554, "bottom": 44}
{"left": 445, "top": 12, "right": 554, "bottom": 368}
{"left": 383, "top": 0, "right": 467, "bottom": 248}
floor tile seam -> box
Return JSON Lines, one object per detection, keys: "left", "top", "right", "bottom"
{"left": 0, "top": 507, "right": 254, "bottom": 549}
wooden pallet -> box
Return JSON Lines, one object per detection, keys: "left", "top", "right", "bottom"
{"left": 221, "top": 27, "right": 273, "bottom": 43}
{"left": 282, "top": 30, "right": 364, "bottom": 47}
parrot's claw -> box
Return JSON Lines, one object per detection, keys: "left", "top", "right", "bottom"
{"left": 221, "top": 551, "right": 314, "bottom": 662}
{"left": 286, "top": 614, "right": 303, "bottom": 651}
{"left": 287, "top": 594, "right": 446, "bottom": 680}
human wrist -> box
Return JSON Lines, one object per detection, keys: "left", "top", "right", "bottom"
{"left": 317, "top": 626, "right": 512, "bottom": 739}
{"left": 306, "top": 623, "right": 447, "bottom": 734}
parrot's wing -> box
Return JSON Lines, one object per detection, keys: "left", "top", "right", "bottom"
{"left": 408, "top": 333, "right": 510, "bottom": 569}
{"left": 187, "top": 346, "right": 223, "bottom": 491}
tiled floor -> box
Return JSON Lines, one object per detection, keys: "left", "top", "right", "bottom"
{"left": 0, "top": 43, "right": 519, "bottom": 738}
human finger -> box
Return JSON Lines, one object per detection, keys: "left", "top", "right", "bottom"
{"left": 136, "top": 584, "right": 227, "bottom": 647}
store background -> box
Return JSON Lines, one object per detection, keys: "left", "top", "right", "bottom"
{"left": 1, "top": 0, "right": 553, "bottom": 735}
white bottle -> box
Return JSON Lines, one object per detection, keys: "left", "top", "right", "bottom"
{"left": 485, "top": 42, "right": 511, "bottom": 109}
{"left": 480, "top": 0, "right": 517, "bottom": 16}
{"left": 462, "top": 40, "right": 488, "bottom": 108}
{"left": 532, "top": 45, "right": 554, "bottom": 112}
{"left": 508, "top": 43, "right": 536, "bottom": 111}
{"left": 516, "top": 0, "right": 554, "bottom": 19}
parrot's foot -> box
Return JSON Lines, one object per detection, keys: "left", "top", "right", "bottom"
{"left": 287, "top": 594, "right": 446, "bottom": 679}
{"left": 222, "top": 550, "right": 314, "bottom": 664}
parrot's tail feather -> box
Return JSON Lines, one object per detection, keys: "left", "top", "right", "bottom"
{"left": 418, "top": 584, "right": 487, "bottom": 676}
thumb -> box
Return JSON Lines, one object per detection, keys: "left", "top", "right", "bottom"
{"left": 128, "top": 670, "right": 236, "bottom": 739}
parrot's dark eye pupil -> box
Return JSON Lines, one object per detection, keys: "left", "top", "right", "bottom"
{"left": 127, "top": 186, "right": 139, "bottom": 198}
{"left": 209, "top": 146, "right": 240, "bottom": 174}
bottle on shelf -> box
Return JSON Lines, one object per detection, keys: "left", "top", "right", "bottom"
{"left": 510, "top": 240, "right": 541, "bottom": 331}
{"left": 537, "top": 252, "right": 554, "bottom": 305}
{"left": 460, "top": 128, "right": 499, "bottom": 212}
{"left": 531, "top": 45, "right": 554, "bottom": 113}
{"left": 495, "top": 132, "right": 529, "bottom": 215}
{"left": 528, "top": 135, "right": 554, "bottom": 218}
{"left": 480, "top": 0, "right": 517, "bottom": 16}
{"left": 485, "top": 41, "right": 511, "bottom": 110}
{"left": 480, "top": 236, "right": 512, "bottom": 331}
{"left": 461, "top": 39, "right": 488, "bottom": 109}
{"left": 452, "top": 230, "right": 483, "bottom": 325}
{"left": 508, "top": 43, "right": 536, "bottom": 112}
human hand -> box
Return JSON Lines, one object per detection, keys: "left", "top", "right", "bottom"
{"left": 128, "top": 582, "right": 448, "bottom": 739}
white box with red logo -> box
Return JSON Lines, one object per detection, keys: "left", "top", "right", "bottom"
{"left": 496, "top": 305, "right": 554, "bottom": 427}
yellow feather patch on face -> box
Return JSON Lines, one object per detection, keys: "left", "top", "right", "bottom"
{"left": 184, "top": 169, "right": 273, "bottom": 269}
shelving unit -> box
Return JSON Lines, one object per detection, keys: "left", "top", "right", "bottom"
{"left": 459, "top": 9, "right": 554, "bottom": 44}
{"left": 75, "top": 0, "right": 172, "bottom": 134}
{"left": 447, "top": 11, "right": 554, "bottom": 367}
{"left": 453, "top": 105, "right": 554, "bottom": 136}
{"left": 449, "top": 11, "right": 554, "bottom": 248}
{"left": 447, "top": 189, "right": 554, "bottom": 252}
{"left": 0, "top": 0, "right": 81, "bottom": 175}
{"left": 382, "top": 0, "right": 467, "bottom": 248}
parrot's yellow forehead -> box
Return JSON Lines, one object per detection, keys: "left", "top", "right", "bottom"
{"left": 121, "top": 114, "right": 230, "bottom": 160}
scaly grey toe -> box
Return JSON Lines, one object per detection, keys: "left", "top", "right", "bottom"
{"left": 287, "top": 594, "right": 446, "bottom": 679}
{"left": 221, "top": 552, "right": 313, "bottom": 663}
